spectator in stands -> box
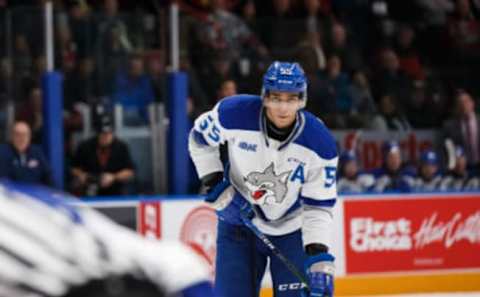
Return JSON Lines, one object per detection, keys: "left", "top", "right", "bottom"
{"left": 302, "top": 0, "right": 333, "bottom": 38}
{"left": 16, "top": 86, "right": 43, "bottom": 144}
{"left": 190, "top": 0, "right": 267, "bottom": 93}
{"left": 442, "top": 90, "right": 480, "bottom": 170}
{"left": 440, "top": 146, "right": 480, "bottom": 191}
{"left": 295, "top": 30, "right": 327, "bottom": 76}
{"left": 203, "top": 50, "right": 235, "bottom": 103}
{"left": 409, "top": 149, "right": 443, "bottom": 192}
{"left": 258, "top": 0, "right": 302, "bottom": 60}
{"left": 348, "top": 70, "right": 377, "bottom": 127}
{"left": 325, "top": 22, "right": 364, "bottom": 73}
{"left": 369, "top": 93, "right": 411, "bottom": 131}
{"left": 447, "top": 0, "right": 480, "bottom": 91}
{"left": 112, "top": 53, "right": 155, "bottom": 125}
{"left": 241, "top": 0, "right": 261, "bottom": 38}
{"left": 17, "top": 55, "right": 47, "bottom": 105}
{"left": 337, "top": 150, "right": 375, "bottom": 193}
{"left": 395, "top": 24, "right": 425, "bottom": 82}
{"left": 56, "top": 21, "right": 77, "bottom": 73}
{"left": 96, "top": 0, "right": 133, "bottom": 93}
{"left": 64, "top": 57, "right": 97, "bottom": 110}
{"left": 217, "top": 79, "right": 237, "bottom": 100}
{"left": 206, "top": 0, "right": 266, "bottom": 61}
{"left": 70, "top": 114, "right": 135, "bottom": 196}
{"left": 416, "top": 0, "right": 454, "bottom": 64}
{"left": 12, "top": 34, "right": 32, "bottom": 83}
{"left": 371, "top": 141, "right": 414, "bottom": 193}
{"left": 0, "top": 121, "right": 52, "bottom": 186}
{"left": 372, "top": 48, "right": 414, "bottom": 104}
{"left": 311, "top": 54, "right": 352, "bottom": 127}
{"left": 447, "top": 0, "right": 480, "bottom": 53}
{"left": 416, "top": 0, "right": 454, "bottom": 27}
{"left": 67, "top": 0, "right": 95, "bottom": 59}
{"left": 405, "top": 81, "right": 440, "bottom": 129}
{"left": 180, "top": 54, "right": 212, "bottom": 115}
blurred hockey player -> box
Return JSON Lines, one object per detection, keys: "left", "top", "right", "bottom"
{"left": 440, "top": 146, "right": 480, "bottom": 191}
{"left": 0, "top": 180, "right": 214, "bottom": 297}
{"left": 409, "top": 149, "right": 443, "bottom": 192}
{"left": 189, "top": 62, "right": 337, "bottom": 297}
{"left": 372, "top": 141, "right": 413, "bottom": 193}
{"left": 337, "top": 150, "right": 375, "bottom": 194}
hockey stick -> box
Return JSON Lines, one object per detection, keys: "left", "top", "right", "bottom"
{"left": 239, "top": 207, "right": 311, "bottom": 294}
{"left": 203, "top": 183, "right": 310, "bottom": 293}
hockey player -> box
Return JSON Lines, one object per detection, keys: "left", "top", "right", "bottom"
{"left": 0, "top": 180, "right": 214, "bottom": 297}
{"left": 409, "top": 149, "right": 443, "bottom": 192}
{"left": 189, "top": 62, "right": 337, "bottom": 297}
{"left": 440, "top": 146, "right": 480, "bottom": 191}
{"left": 337, "top": 150, "right": 375, "bottom": 194}
{"left": 371, "top": 141, "right": 414, "bottom": 193}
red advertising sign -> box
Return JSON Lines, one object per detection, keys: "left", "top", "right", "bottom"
{"left": 137, "top": 201, "right": 162, "bottom": 239}
{"left": 344, "top": 195, "right": 480, "bottom": 273}
{"left": 334, "top": 131, "right": 435, "bottom": 170}
{"left": 180, "top": 206, "right": 218, "bottom": 270}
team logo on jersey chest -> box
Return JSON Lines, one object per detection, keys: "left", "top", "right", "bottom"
{"left": 244, "top": 163, "right": 291, "bottom": 205}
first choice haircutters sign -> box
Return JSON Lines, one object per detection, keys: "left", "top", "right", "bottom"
{"left": 344, "top": 194, "right": 480, "bottom": 273}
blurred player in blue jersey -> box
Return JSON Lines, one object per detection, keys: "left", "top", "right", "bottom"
{"left": 409, "top": 149, "right": 443, "bottom": 192}
{"left": 189, "top": 62, "right": 337, "bottom": 297}
{"left": 371, "top": 141, "right": 414, "bottom": 193}
{"left": 0, "top": 180, "right": 214, "bottom": 297}
{"left": 337, "top": 150, "right": 375, "bottom": 194}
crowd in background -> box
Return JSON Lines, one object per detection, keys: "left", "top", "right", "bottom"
{"left": 0, "top": 0, "right": 479, "bottom": 195}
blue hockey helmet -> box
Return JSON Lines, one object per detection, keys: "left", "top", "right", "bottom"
{"left": 262, "top": 61, "right": 307, "bottom": 106}
{"left": 340, "top": 150, "right": 357, "bottom": 163}
{"left": 382, "top": 140, "right": 400, "bottom": 156}
{"left": 420, "top": 149, "right": 438, "bottom": 165}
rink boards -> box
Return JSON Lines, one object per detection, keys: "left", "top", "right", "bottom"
{"left": 81, "top": 192, "right": 480, "bottom": 295}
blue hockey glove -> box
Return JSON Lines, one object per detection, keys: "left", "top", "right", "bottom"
{"left": 204, "top": 178, "right": 252, "bottom": 225}
{"left": 303, "top": 253, "right": 335, "bottom": 297}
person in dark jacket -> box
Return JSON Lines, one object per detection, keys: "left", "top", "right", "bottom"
{"left": 0, "top": 121, "right": 52, "bottom": 186}
{"left": 71, "top": 114, "right": 135, "bottom": 196}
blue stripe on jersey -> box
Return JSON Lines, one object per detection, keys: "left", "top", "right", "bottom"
{"left": 192, "top": 130, "right": 209, "bottom": 146}
{"left": 253, "top": 199, "right": 302, "bottom": 222}
{"left": 293, "top": 111, "right": 338, "bottom": 160}
{"left": 218, "top": 95, "right": 262, "bottom": 131}
{"left": 301, "top": 196, "right": 336, "bottom": 207}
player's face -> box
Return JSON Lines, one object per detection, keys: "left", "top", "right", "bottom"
{"left": 421, "top": 164, "right": 437, "bottom": 179}
{"left": 385, "top": 151, "right": 402, "bottom": 171}
{"left": 264, "top": 91, "right": 302, "bottom": 128}
{"left": 344, "top": 161, "right": 358, "bottom": 178}
{"left": 98, "top": 131, "right": 114, "bottom": 148}
{"left": 455, "top": 155, "right": 467, "bottom": 173}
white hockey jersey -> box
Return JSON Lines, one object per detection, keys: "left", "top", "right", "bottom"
{"left": 337, "top": 173, "right": 375, "bottom": 194}
{"left": 410, "top": 175, "right": 443, "bottom": 192}
{"left": 0, "top": 181, "right": 211, "bottom": 297}
{"left": 189, "top": 95, "right": 338, "bottom": 247}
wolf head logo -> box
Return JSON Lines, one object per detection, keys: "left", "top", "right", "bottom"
{"left": 243, "top": 163, "right": 291, "bottom": 205}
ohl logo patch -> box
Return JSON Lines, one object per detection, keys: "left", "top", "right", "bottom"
{"left": 238, "top": 141, "right": 257, "bottom": 152}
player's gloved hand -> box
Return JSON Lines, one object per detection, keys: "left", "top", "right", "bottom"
{"left": 303, "top": 253, "right": 335, "bottom": 297}
{"left": 202, "top": 172, "right": 252, "bottom": 225}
